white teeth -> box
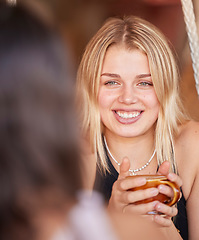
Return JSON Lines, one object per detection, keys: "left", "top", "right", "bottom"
{"left": 116, "top": 111, "right": 140, "bottom": 119}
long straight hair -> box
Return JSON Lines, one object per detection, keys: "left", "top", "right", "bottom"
{"left": 77, "top": 15, "right": 188, "bottom": 173}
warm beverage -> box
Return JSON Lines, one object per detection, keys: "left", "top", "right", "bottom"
{"left": 127, "top": 175, "right": 180, "bottom": 206}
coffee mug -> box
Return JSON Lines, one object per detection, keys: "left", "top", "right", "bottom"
{"left": 127, "top": 174, "right": 180, "bottom": 206}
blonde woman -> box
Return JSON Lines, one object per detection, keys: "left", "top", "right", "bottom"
{"left": 77, "top": 15, "right": 199, "bottom": 240}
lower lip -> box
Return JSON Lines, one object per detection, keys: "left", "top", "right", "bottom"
{"left": 113, "top": 111, "right": 142, "bottom": 124}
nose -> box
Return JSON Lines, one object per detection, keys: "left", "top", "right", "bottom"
{"left": 118, "top": 85, "right": 138, "bottom": 104}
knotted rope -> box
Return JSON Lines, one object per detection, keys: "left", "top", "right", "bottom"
{"left": 181, "top": 0, "right": 199, "bottom": 96}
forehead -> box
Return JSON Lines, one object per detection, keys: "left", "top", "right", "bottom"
{"left": 102, "top": 44, "right": 150, "bottom": 74}
{"left": 104, "top": 44, "right": 148, "bottom": 61}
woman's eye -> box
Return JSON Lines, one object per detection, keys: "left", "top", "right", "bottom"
{"left": 104, "top": 81, "right": 119, "bottom": 86}
{"left": 138, "top": 81, "right": 153, "bottom": 86}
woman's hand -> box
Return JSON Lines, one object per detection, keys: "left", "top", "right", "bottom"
{"left": 108, "top": 157, "right": 159, "bottom": 215}
{"left": 153, "top": 161, "right": 182, "bottom": 227}
{"left": 108, "top": 159, "right": 182, "bottom": 228}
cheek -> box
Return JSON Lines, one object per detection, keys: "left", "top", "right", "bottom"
{"left": 98, "top": 92, "right": 106, "bottom": 109}
{"left": 143, "top": 91, "right": 159, "bottom": 107}
{"left": 142, "top": 93, "right": 160, "bottom": 115}
{"left": 98, "top": 90, "right": 114, "bottom": 109}
{"left": 97, "top": 93, "right": 108, "bottom": 125}
{"left": 148, "top": 96, "right": 160, "bottom": 118}
{"left": 154, "top": 105, "right": 160, "bottom": 120}
{"left": 152, "top": 95, "right": 160, "bottom": 110}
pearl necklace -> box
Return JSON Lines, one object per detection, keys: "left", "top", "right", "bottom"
{"left": 104, "top": 136, "right": 156, "bottom": 176}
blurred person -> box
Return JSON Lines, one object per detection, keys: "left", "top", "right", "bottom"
{"left": 76, "top": 15, "right": 199, "bottom": 240}
{"left": 0, "top": 2, "right": 172, "bottom": 240}
{"left": 0, "top": 1, "right": 82, "bottom": 239}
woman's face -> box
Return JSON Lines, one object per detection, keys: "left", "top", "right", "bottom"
{"left": 98, "top": 45, "right": 160, "bottom": 139}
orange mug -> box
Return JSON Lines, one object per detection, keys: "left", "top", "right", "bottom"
{"left": 127, "top": 175, "right": 180, "bottom": 206}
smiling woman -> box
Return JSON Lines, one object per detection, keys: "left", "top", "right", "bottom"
{"left": 98, "top": 46, "right": 159, "bottom": 136}
{"left": 76, "top": 15, "right": 199, "bottom": 240}
{"left": 76, "top": 16, "right": 184, "bottom": 174}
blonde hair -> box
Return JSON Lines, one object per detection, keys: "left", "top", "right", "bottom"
{"left": 76, "top": 15, "right": 188, "bottom": 173}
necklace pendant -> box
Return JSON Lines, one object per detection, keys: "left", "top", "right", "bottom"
{"left": 129, "top": 170, "right": 136, "bottom": 176}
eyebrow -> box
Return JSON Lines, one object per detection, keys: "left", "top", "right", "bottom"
{"left": 101, "top": 73, "right": 121, "bottom": 78}
{"left": 101, "top": 73, "right": 151, "bottom": 79}
{"left": 137, "top": 73, "right": 151, "bottom": 79}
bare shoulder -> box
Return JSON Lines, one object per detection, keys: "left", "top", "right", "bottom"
{"left": 177, "top": 120, "right": 199, "bottom": 144}
{"left": 176, "top": 120, "right": 199, "bottom": 160}
{"left": 178, "top": 120, "right": 199, "bottom": 164}
{"left": 175, "top": 120, "right": 199, "bottom": 198}
{"left": 177, "top": 122, "right": 199, "bottom": 238}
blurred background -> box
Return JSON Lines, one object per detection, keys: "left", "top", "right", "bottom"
{"left": 20, "top": 0, "right": 199, "bottom": 120}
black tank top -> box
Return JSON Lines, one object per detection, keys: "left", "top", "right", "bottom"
{"left": 94, "top": 153, "right": 188, "bottom": 240}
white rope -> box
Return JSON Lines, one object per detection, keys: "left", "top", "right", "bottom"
{"left": 181, "top": 0, "right": 199, "bottom": 96}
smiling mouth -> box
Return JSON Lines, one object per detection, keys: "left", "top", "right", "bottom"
{"left": 115, "top": 111, "right": 141, "bottom": 119}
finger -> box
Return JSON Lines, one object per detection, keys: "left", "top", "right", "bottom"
{"left": 158, "top": 184, "right": 174, "bottom": 198}
{"left": 153, "top": 214, "right": 173, "bottom": 227}
{"left": 122, "top": 187, "right": 159, "bottom": 204}
{"left": 167, "top": 173, "right": 183, "bottom": 187}
{"left": 118, "top": 157, "right": 131, "bottom": 179}
{"left": 123, "top": 201, "right": 158, "bottom": 215}
{"left": 155, "top": 202, "right": 178, "bottom": 218}
{"left": 157, "top": 161, "right": 170, "bottom": 176}
{"left": 120, "top": 176, "right": 146, "bottom": 191}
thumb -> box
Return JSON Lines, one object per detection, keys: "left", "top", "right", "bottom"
{"left": 157, "top": 160, "right": 170, "bottom": 176}
{"left": 118, "top": 157, "right": 130, "bottom": 179}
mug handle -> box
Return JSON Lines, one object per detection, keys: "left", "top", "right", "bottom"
{"left": 159, "top": 180, "right": 181, "bottom": 206}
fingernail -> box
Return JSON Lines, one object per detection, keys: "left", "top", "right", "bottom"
{"left": 152, "top": 201, "right": 158, "bottom": 207}
{"left": 138, "top": 178, "right": 146, "bottom": 185}
{"left": 151, "top": 188, "right": 159, "bottom": 196}
{"left": 156, "top": 204, "right": 161, "bottom": 210}
{"left": 158, "top": 185, "right": 164, "bottom": 191}
{"left": 123, "top": 157, "right": 129, "bottom": 163}
{"left": 168, "top": 173, "right": 174, "bottom": 180}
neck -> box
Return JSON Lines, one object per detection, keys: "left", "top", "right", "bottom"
{"left": 104, "top": 130, "right": 157, "bottom": 174}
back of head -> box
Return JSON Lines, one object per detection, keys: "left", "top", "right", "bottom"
{"left": 0, "top": 2, "right": 82, "bottom": 239}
